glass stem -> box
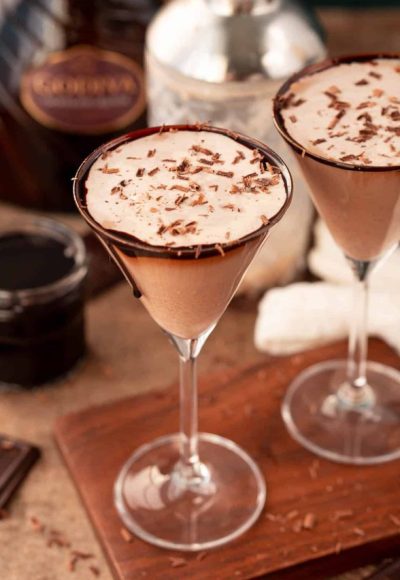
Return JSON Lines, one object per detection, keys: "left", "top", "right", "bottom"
{"left": 179, "top": 346, "right": 199, "bottom": 467}
{"left": 168, "top": 328, "right": 215, "bottom": 488}
{"left": 347, "top": 276, "right": 368, "bottom": 391}
{"left": 339, "top": 258, "right": 375, "bottom": 408}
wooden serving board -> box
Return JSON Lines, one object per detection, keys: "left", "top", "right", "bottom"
{"left": 54, "top": 339, "right": 400, "bottom": 579}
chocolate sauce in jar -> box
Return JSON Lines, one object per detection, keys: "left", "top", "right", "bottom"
{"left": 0, "top": 219, "right": 87, "bottom": 388}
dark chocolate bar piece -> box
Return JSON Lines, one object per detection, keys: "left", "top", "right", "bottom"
{"left": 0, "top": 435, "right": 40, "bottom": 508}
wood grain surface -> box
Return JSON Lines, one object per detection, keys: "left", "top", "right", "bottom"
{"left": 55, "top": 339, "right": 400, "bottom": 580}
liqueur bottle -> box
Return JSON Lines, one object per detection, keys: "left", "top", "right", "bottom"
{"left": 146, "top": 0, "right": 326, "bottom": 289}
{"left": 0, "top": 0, "right": 159, "bottom": 211}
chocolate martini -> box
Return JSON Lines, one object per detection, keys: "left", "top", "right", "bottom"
{"left": 274, "top": 55, "right": 400, "bottom": 465}
{"left": 74, "top": 125, "right": 292, "bottom": 550}
{"left": 83, "top": 127, "right": 287, "bottom": 338}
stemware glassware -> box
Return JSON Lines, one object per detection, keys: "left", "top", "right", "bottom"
{"left": 73, "top": 124, "right": 292, "bottom": 550}
{"left": 273, "top": 54, "right": 400, "bottom": 465}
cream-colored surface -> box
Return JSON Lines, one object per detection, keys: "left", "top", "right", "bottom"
{"left": 86, "top": 130, "right": 286, "bottom": 247}
{"left": 281, "top": 58, "right": 400, "bottom": 167}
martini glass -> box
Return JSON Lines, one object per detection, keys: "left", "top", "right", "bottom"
{"left": 274, "top": 54, "right": 400, "bottom": 465}
{"left": 73, "top": 125, "right": 292, "bottom": 550}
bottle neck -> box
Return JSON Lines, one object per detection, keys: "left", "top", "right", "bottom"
{"left": 67, "top": 0, "right": 99, "bottom": 44}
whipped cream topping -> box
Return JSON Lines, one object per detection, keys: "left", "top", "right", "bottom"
{"left": 85, "top": 129, "right": 287, "bottom": 248}
{"left": 279, "top": 58, "right": 400, "bottom": 167}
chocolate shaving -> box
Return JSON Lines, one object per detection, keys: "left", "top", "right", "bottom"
{"left": 136, "top": 168, "right": 145, "bottom": 177}
{"left": 147, "top": 149, "right": 156, "bottom": 157}
{"left": 355, "top": 79, "right": 369, "bottom": 86}
{"left": 386, "top": 126, "right": 400, "bottom": 136}
{"left": 177, "top": 158, "right": 191, "bottom": 173}
{"left": 311, "top": 138, "right": 327, "bottom": 145}
{"left": 198, "top": 158, "right": 214, "bottom": 166}
{"left": 148, "top": 167, "right": 159, "bottom": 176}
{"left": 357, "top": 101, "right": 376, "bottom": 110}
{"left": 174, "top": 194, "right": 188, "bottom": 206}
{"left": 357, "top": 112, "right": 372, "bottom": 123}
{"left": 369, "top": 70, "right": 382, "bottom": 79}
{"left": 68, "top": 555, "right": 79, "bottom": 572}
{"left": 289, "top": 115, "right": 298, "bottom": 123}
{"left": 71, "top": 550, "right": 94, "bottom": 561}
{"left": 191, "top": 144, "right": 213, "bottom": 156}
{"left": 191, "top": 193, "right": 208, "bottom": 206}
{"left": 233, "top": 151, "right": 245, "bottom": 164}
{"left": 324, "top": 90, "right": 339, "bottom": 101}
{"left": 328, "top": 109, "right": 346, "bottom": 130}
{"left": 216, "top": 170, "right": 234, "bottom": 178}
{"left": 278, "top": 92, "right": 305, "bottom": 109}
{"left": 170, "top": 185, "right": 190, "bottom": 193}
{"left": 101, "top": 166, "right": 120, "bottom": 174}
{"left": 340, "top": 154, "right": 358, "bottom": 162}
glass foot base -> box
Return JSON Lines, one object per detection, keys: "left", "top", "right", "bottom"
{"left": 114, "top": 433, "right": 266, "bottom": 551}
{"left": 282, "top": 360, "right": 400, "bottom": 465}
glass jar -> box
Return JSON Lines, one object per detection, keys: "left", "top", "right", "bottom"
{"left": 0, "top": 218, "right": 87, "bottom": 388}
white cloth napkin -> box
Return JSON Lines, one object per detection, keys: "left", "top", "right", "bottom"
{"left": 254, "top": 220, "right": 400, "bottom": 355}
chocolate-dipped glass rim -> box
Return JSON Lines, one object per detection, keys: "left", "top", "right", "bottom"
{"left": 73, "top": 124, "right": 293, "bottom": 259}
{"left": 273, "top": 52, "right": 400, "bottom": 173}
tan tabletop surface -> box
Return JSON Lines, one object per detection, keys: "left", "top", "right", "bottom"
{"left": 0, "top": 7, "right": 398, "bottom": 580}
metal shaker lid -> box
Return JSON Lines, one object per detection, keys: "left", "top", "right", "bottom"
{"left": 147, "top": 0, "right": 326, "bottom": 83}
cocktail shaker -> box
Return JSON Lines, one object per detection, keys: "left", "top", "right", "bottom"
{"left": 146, "top": 0, "right": 326, "bottom": 290}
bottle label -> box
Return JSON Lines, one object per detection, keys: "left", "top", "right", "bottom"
{"left": 20, "top": 45, "right": 145, "bottom": 134}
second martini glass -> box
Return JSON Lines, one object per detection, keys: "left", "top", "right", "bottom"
{"left": 73, "top": 124, "right": 292, "bottom": 550}
{"left": 274, "top": 54, "right": 400, "bottom": 465}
